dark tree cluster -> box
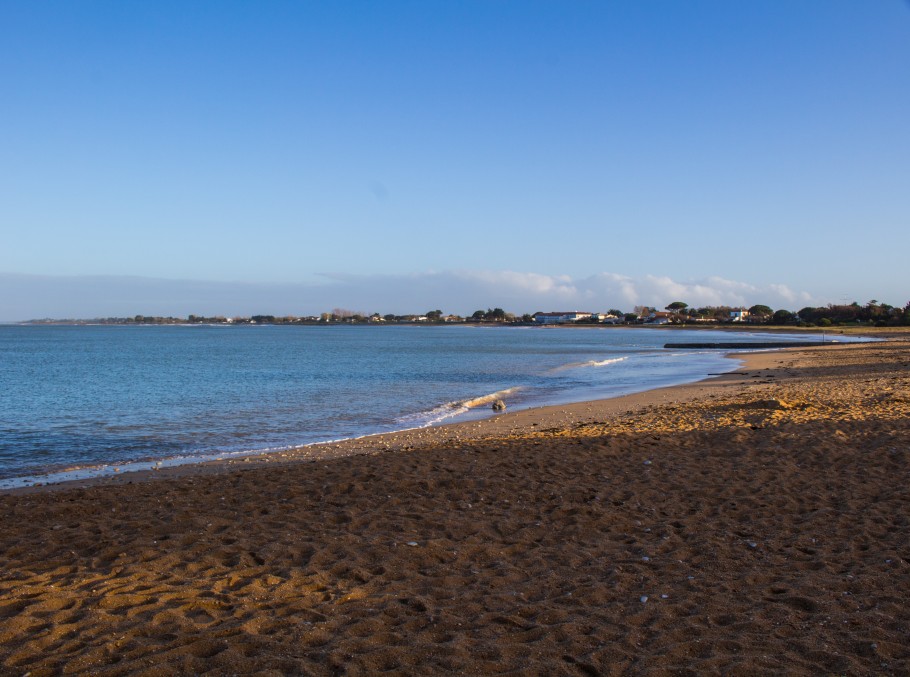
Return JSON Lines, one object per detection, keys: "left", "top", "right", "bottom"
{"left": 470, "top": 308, "right": 512, "bottom": 322}
{"left": 655, "top": 300, "right": 910, "bottom": 326}
{"left": 795, "top": 301, "right": 910, "bottom": 327}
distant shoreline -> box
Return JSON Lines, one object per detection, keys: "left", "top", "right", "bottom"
{"left": 9, "top": 320, "right": 906, "bottom": 339}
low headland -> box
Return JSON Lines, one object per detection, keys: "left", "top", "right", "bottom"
{"left": 1, "top": 337, "right": 909, "bottom": 674}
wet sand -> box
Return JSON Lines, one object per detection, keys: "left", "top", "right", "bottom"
{"left": 1, "top": 340, "right": 909, "bottom": 675}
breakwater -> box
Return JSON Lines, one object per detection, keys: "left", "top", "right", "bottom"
{"left": 665, "top": 341, "right": 833, "bottom": 349}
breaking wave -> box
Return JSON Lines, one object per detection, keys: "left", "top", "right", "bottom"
{"left": 395, "top": 387, "right": 524, "bottom": 428}
{"left": 548, "top": 356, "right": 629, "bottom": 373}
{"left": 460, "top": 387, "right": 523, "bottom": 409}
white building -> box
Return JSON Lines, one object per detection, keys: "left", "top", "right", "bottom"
{"left": 533, "top": 311, "right": 593, "bottom": 324}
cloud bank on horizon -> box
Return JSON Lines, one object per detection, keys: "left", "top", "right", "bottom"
{"left": 1, "top": 2, "right": 907, "bottom": 312}
{"left": 0, "top": 270, "right": 820, "bottom": 322}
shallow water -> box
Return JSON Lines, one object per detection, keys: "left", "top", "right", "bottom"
{"left": 0, "top": 324, "right": 848, "bottom": 485}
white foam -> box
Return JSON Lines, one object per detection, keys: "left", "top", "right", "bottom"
{"left": 460, "top": 386, "right": 523, "bottom": 409}
{"left": 548, "top": 356, "right": 629, "bottom": 372}
{"left": 394, "top": 386, "right": 524, "bottom": 428}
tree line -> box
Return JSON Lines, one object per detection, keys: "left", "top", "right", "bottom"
{"left": 23, "top": 298, "right": 910, "bottom": 327}
{"left": 648, "top": 300, "right": 910, "bottom": 327}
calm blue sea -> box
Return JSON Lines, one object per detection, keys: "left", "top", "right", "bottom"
{"left": 0, "top": 325, "right": 846, "bottom": 487}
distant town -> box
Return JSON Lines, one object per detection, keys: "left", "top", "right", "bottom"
{"left": 23, "top": 299, "right": 910, "bottom": 327}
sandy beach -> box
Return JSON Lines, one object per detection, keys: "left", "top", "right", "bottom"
{"left": 1, "top": 339, "right": 909, "bottom": 675}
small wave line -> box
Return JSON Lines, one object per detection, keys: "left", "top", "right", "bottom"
{"left": 548, "top": 356, "right": 629, "bottom": 373}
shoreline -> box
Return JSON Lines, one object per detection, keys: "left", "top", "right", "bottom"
{"left": 0, "top": 349, "right": 755, "bottom": 494}
{"left": 3, "top": 328, "right": 886, "bottom": 493}
{"left": 0, "top": 325, "right": 899, "bottom": 492}
{"left": 3, "top": 325, "right": 850, "bottom": 491}
{"left": 0, "top": 342, "right": 841, "bottom": 495}
{"left": 2, "top": 339, "right": 909, "bottom": 673}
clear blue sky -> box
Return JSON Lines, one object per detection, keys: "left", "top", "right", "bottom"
{"left": 1, "top": 1, "right": 908, "bottom": 319}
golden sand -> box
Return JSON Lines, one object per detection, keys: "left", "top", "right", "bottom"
{"left": 1, "top": 340, "right": 908, "bottom": 675}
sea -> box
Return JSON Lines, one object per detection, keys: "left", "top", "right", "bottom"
{"left": 0, "top": 324, "right": 857, "bottom": 488}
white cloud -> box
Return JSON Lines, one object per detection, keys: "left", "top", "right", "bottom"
{"left": 452, "top": 270, "right": 578, "bottom": 297}
{"left": 569, "top": 273, "right": 815, "bottom": 311}
{"left": 768, "top": 283, "right": 812, "bottom": 305}
{"left": 326, "top": 270, "right": 823, "bottom": 313}
{"left": 0, "top": 270, "right": 825, "bottom": 321}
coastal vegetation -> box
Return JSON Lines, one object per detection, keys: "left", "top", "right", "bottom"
{"left": 22, "top": 299, "right": 910, "bottom": 327}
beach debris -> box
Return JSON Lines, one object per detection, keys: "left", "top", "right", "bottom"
{"left": 406, "top": 541, "right": 419, "bottom": 547}
{"left": 747, "top": 541, "right": 758, "bottom": 548}
{"left": 640, "top": 595, "right": 649, "bottom": 604}
{"left": 491, "top": 399, "right": 506, "bottom": 411}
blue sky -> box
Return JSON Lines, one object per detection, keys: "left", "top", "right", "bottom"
{"left": 1, "top": 1, "right": 908, "bottom": 319}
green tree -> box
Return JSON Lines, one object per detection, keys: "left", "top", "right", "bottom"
{"left": 748, "top": 304, "right": 773, "bottom": 316}
{"left": 772, "top": 309, "right": 795, "bottom": 324}
{"left": 798, "top": 307, "right": 824, "bottom": 323}
{"left": 666, "top": 301, "right": 688, "bottom": 313}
